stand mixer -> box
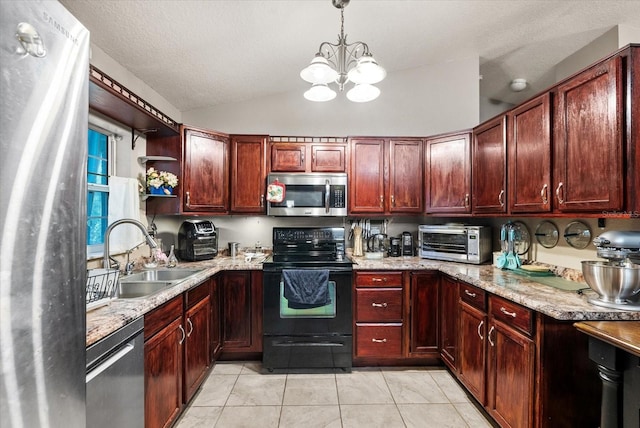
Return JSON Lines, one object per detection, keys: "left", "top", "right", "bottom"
{"left": 582, "top": 230, "right": 640, "bottom": 310}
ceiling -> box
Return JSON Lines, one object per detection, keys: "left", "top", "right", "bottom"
{"left": 60, "top": 0, "right": 640, "bottom": 113}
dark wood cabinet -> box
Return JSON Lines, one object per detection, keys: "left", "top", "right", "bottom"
{"left": 349, "top": 138, "right": 386, "bottom": 213}
{"left": 183, "top": 283, "right": 211, "bottom": 403}
{"left": 472, "top": 116, "right": 507, "bottom": 214}
{"left": 388, "top": 139, "right": 423, "bottom": 213}
{"left": 270, "top": 141, "right": 346, "bottom": 172}
{"left": 144, "top": 296, "right": 184, "bottom": 428}
{"left": 271, "top": 142, "right": 306, "bottom": 172}
{"left": 311, "top": 144, "right": 346, "bottom": 172}
{"left": 458, "top": 284, "right": 487, "bottom": 404}
{"left": 354, "top": 271, "right": 404, "bottom": 360}
{"left": 439, "top": 275, "right": 458, "bottom": 370}
{"left": 425, "top": 132, "right": 471, "bottom": 214}
{"left": 349, "top": 137, "right": 423, "bottom": 214}
{"left": 230, "top": 135, "right": 267, "bottom": 213}
{"left": 486, "top": 296, "right": 534, "bottom": 428}
{"left": 147, "top": 125, "right": 229, "bottom": 215}
{"left": 408, "top": 272, "right": 439, "bottom": 357}
{"left": 508, "top": 94, "right": 552, "bottom": 213}
{"left": 220, "top": 271, "right": 263, "bottom": 358}
{"left": 553, "top": 56, "right": 624, "bottom": 212}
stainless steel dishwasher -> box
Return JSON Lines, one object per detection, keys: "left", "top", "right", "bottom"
{"left": 86, "top": 317, "right": 144, "bottom": 428}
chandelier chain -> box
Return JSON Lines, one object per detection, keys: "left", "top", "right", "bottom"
{"left": 340, "top": 8, "right": 345, "bottom": 38}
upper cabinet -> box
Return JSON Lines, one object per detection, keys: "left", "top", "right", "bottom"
{"left": 553, "top": 56, "right": 624, "bottom": 212}
{"left": 349, "top": 138, "right": 423, "bottom": 214}
{"left": 230, "top": 135, "right": 267, "bottom": 213}
{"left": 425, "top": 131, "right": 471, "bottom": 214}
{"left": 472, "top": 116, "right": 507, "bottom": 214}
{"left": 269, "top": 138, "right": 347, "bottom": 173}
{"left": 147, "top": 125, "right": 229, "bottom": 215}
{"left": 508, "top": 93, "right": 552, "bottom": 213}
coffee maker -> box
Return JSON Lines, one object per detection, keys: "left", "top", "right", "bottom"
{"left": 401, "top": 231, "right": 414, "bottom": 256}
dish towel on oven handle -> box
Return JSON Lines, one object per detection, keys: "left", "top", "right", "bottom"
{"left": 282, "top": 269, "right": 331, "bottom": 309}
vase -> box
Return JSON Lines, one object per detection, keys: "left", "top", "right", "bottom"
{"left": 149, "top": 186, "right": 164, "bottom": 195}
{"left": 162, "top": 185, "right": 173, "bottom": 195}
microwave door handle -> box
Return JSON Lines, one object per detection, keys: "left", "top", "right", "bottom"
{"left": 325, "top": 179, "right": 330, "bottom": 214}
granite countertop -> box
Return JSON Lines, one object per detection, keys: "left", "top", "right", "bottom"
{"left": 86, "top": 255, "right": 640, "bottom": 347}
{"left": 574, "top": 321, "right": 640, "bottom": 357}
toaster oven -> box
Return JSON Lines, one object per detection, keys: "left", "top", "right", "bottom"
{"left": 418, "top": 224, "right": 491, "bottom": 264}
{"left": 178, "top": 220, "right": 217, "bottom": 261}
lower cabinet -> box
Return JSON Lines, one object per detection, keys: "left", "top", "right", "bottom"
{"left": 458, "top": 282, "right": 487, "bottom": 404}
{"left": 220, "top": 270, "right": 263, "bottom": 358}
{"left": 354, "top": 271, "right": 404, "bottom": 360}
{"left": 144, "top": 280, "right": 211, "bottom": 428}
{"left": 408, "top": 271, "right": 439, "bottom": 357}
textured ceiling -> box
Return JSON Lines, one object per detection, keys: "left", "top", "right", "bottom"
{"left": 59, "top": 0, "right": 640, "bottom": 112}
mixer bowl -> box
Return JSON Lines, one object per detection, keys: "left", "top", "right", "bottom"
{"left": 582, "top": 261, "right": 640, "bottom": 303}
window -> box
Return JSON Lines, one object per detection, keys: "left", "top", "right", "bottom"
{"left": 87, "top": 126, "right": 112, "bottom": 254}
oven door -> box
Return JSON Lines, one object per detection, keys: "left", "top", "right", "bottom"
{"left": 263, "top": 269, "right": 352, "bottom": 336}
{"left": 419, "top": 229, "right": 470, "bottom": 262}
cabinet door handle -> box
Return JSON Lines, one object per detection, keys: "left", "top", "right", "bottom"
{"left": 498, "top": 189, "right": 505, "bottom": 207}
{"left": 371, "top": 302, "right": 388, "bottom": 308}
{"left": 540, "top": 184, "right": 548, "bottom": 204}
{"left": 555, "top": 182, "right": 564, "bottom": 204}
{"left": 477, "top": 320, "right": 484, "bottom": 340}
{"left": 464, "top": 289, "right": 476, "bottom": 298}
{"left": 371, "top": 338, "right": 387, "bottom": 343}
{"left": 500, "top": 307, "right": 517, "bottom": 318}
{"left": 380, "top": 195, "right": 384, "bottom": 207}
{"left": 391, "top": 195, "right": 395, "bottom": 207}
{"left": 464, "top": 193, "right": 470, "bottom": 207}
{"left": 312, "top": 153, "right": 316, "bottom": 164}
{"left": 301, "top": 152, "right": 305, "bottom": 164}
{"left": 371, "top": 277, "right": 388, "bottom": 282}
{"left": 178, "top": 324, "right": 186, "bottom": 345}
{"left": 488, "top": 325, "right": 495, "bottom": 347}
{"left": 260, "top": 194, "right": 264, "bottom": 207}
{"left": 186, "top": 318, "right": 194, "bottom": 337}
{"left": 185, "top": 191, "right": 190, "bottom": 206}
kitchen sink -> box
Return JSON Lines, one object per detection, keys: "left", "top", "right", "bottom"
{"left": 122, "top": 269, "right": 202, "bottom": 282}
{"left": 117, "top": 280, "right": 175, "bottom": 298}
{"left": 117, "top": 269, "right": 203, "bottom": 299}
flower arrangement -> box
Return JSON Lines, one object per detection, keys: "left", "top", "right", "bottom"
{"left": 146, "top": 167, "right": 178, "bottom": 195}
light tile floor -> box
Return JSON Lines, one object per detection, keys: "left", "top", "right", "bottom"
{"left": 175, "top": 362, "right": 495, "bottom": 428}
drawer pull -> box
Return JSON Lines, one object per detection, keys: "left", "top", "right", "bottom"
{"left": 371, "top": 277, "right": 387, "bottom": 282}
{"left": 477, "top": 320, "right": 484, "bottom": 340}
{"left": 488, "top": 326, "right": 495, "bottom": 347}
{"left": 371, "top": 338, "right": 387, "bottom": 343}
{"left": 500, "top": 307, "right": 517, "bottom": 318}
{"left": 371, "top": 302, "right": 388, "bottom": 308}
{"left": 464, "top": 289, "right": 476, "bottom": 298}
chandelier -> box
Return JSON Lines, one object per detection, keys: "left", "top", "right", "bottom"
{"left": 300, "top": 0, "right": 386, "bottom": 102}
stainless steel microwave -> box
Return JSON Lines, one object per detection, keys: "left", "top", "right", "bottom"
{"left": 418, "top": 224, "right": 492, "bottom": 264}
{"left": 266, "top": 173, "right": 347, "bottom": 217}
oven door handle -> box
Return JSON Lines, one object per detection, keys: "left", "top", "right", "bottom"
{"left": 325, "top": 179, "right": 330, "bottom": 214}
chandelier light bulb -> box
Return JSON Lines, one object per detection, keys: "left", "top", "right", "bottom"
{"left": 347, "top": 55, "right": 386, "bottom": 84}
{"left": 346, "top": 83, "right": 380, "bottom": 102}
{"left": 304, "top": 83, "right": 337, "bottom": 102}
{"left": 300, "top": 55, "right": 339, "bottom": 84}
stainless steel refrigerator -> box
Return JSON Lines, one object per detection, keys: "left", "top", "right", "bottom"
{"left": 1, "top": 1, "right": 89, "bottom": 427}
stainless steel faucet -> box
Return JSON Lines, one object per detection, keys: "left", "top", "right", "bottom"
{"left": 103, "top": 219, "right": 158, "bottom": 269}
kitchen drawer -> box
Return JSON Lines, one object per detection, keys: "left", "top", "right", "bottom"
{"left": 144, "top": 295, "right": 184, "bottom": 340}
{"left": 459, "top": 282, "right": 486, "bottom": 311}
{"left": 355, "top": 271, "right": 403, "bottom": 287}
{"left": 490, "top": 295, "right": 534, "bottom": 337}
{"left": 355, "top": 323, "right": 403, "bottom": 358}
{"left": 186, "top": 280, "right": 210, "bottom": 309}
{"left": 355, "top": 288, "right": 403, "bottom": 322}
